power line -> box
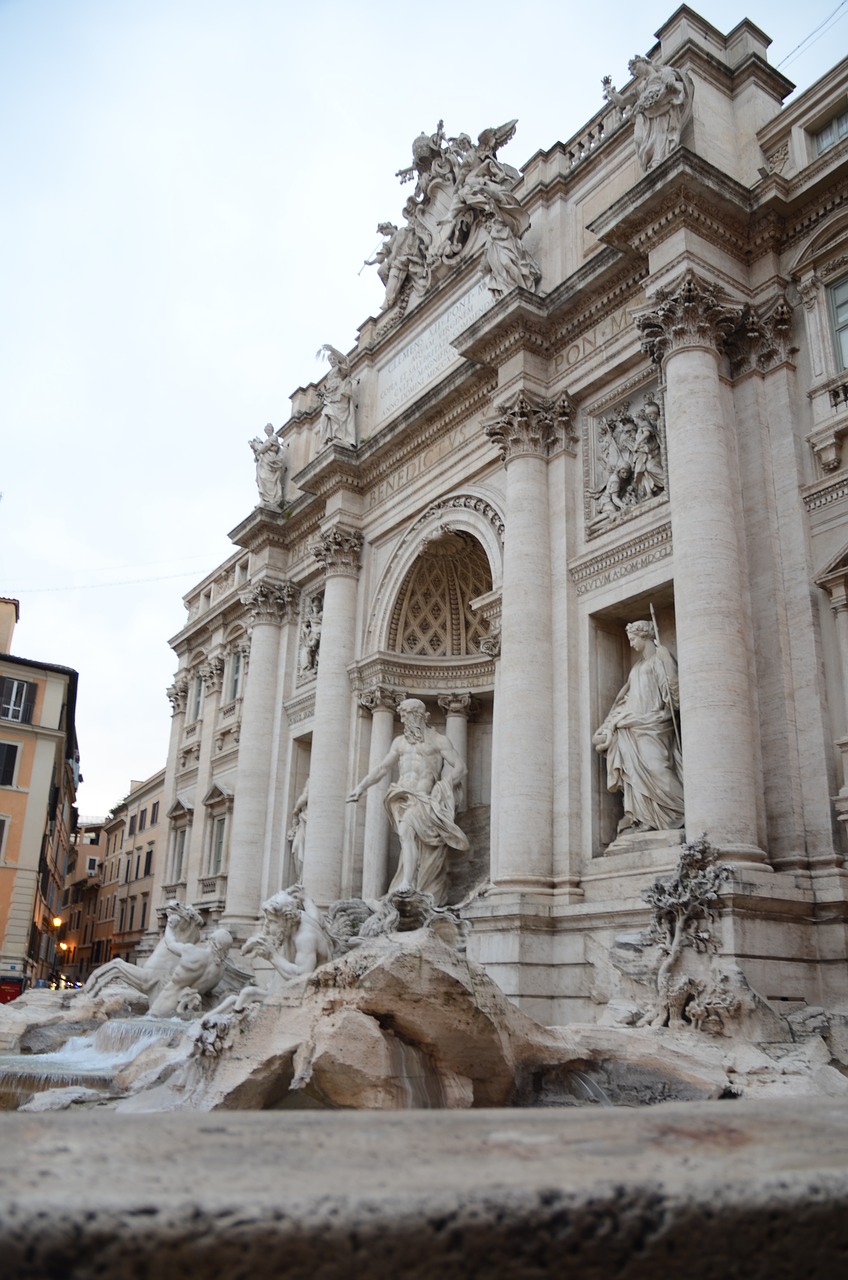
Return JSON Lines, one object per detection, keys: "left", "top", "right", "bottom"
{"left": 777, "top": 1, "right": 848, "bottom": 69}
{"left": 6, "top": 570, "right": 206, "bottom": 594}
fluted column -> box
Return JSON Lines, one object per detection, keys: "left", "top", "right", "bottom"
{"left": 484, "top": 392, "right": 561, "bottom": 887}
{"left": 222, "top": 581, "right": 293, "bottom": 933}
{"left": 638, "top": 272, "right": 766, "bottom": 862}
{"left": 359, "top": 685, "right": 404, "bottom": 900}
{"left": 437, "top": 693, "right": 478, "bottom": 810}
{"left": 302, "top": 526, "right": 363, "bottom": 905}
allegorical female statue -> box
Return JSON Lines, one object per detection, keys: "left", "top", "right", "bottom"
{"left": 249, "top": 423, "right": 287, "bottom": 507}
{"left": 602, "top": 54, "right": 693, "bottom": 173}
{"left": 593, "top": 620, "right": 684, "bottom": 834}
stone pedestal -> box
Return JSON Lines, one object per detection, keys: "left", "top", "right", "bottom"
{"left": 222, "top": 582, "right": 292, "bottom": 935}
{"left": 302, "top": 527, "right": 363, "bottom": 906}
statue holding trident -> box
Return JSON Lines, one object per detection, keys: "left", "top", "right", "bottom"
{"left": 593, "top": 612, "right": 684, "bottom": 834}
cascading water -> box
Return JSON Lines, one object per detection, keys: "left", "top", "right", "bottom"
{"left": 0, "top": 1018, "right": 186, "bottom": 1111}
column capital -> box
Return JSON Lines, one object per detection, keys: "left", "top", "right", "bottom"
{"left": 200, "top": 653, "right": 225, "bottom": 694}
{"left": 438, "top": 692, "right": 480, "bottom": 719}
{"left": 359, "top": 684, "right": 406, "bottom": 714}
{"left": 166, "top": 673, "right": 189, "bottom": 716}
{"left": 724, "top": 296, "right": 795, "bottom": 379}
{"left": 240, "top": 579, "right": 297, "bottom": 625}
{"left": 312, "top": 525, "right": 364, "bottom": 577}
{"left": 637, "top": 271, "right": 742, "bottom": 367}
{"left": 484, "top": 389, "right": 574, "bottom": 464}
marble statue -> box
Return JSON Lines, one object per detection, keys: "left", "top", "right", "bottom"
{"left": 368, "top": 118, "right": 539, "bottom": 310}
{"left": 316, "top": 345, "right": 356, "bottom": 448}
{"left": 147, "top": 926, "right": 234, "bottom": 1018}
{"left": 249, "top": 423, "right": 287, "bottom": 507}
{"left": 348, "top": 697, "right": 469, "bottom": 906}
{"left": 480, "top": 212, "right": 542, "bottom": 297}
{"left": 83, "top": 902, "right": 205, "bottom": 1002}
{"left": 287, "top": 779, "right": 309, "bottom": 882}
{"left": 593, "top": 619, "right": 684, "bottom": 834}
{"left": 298, "top": 596, "right": 323, "bottom": 673}
{"left": 602, "top": 54, "right": 693, "bottom": 173}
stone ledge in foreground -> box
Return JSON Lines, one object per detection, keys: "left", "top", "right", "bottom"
{"left": 1, "top": 1098, "right": 848, "bottom": 1279}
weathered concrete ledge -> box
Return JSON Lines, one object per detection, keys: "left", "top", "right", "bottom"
{"left": 2, "top": 1099, "right": 848, "bottom": 1278}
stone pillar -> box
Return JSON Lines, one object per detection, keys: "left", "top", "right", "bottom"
{"left": 222, "top": 581, "right": 292, "bottom": 934}
{"left": 484, "top": 391, "right": 561, "bottom": 887}
{"left": 816, "top": 569, "right": 848, "bottom": 843}
{"left": 638, "top": 273, "right": 766, "bottom": 863}
{"left": 359, "top": 685, "right": 404, "bottom": 900}
{"left": 437, "top": 693, "right": 477, "bottom": 810}
{"left": 185, "top": 653, "right": 225, "bottom": 903}
{"left": 302, "top": 526, "right": 363, "bottom": 906}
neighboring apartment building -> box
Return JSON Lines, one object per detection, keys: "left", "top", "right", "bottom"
{"left": 102, "top": 770, "right": 165, "bottom": 965}
{"left": 60, "top": 817, "right": 106, "bottom": 984}
{"left": 0, "top": 598, "right": 80, "bottom": 999}
{"left": 145, "top": 11, "right": 848, "bottom": 1024}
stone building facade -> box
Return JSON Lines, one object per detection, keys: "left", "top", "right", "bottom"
{"left": 151, "top": 9, "right": 848, "bottom": 1024}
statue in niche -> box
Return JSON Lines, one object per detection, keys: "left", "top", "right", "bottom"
{"left": 593, "top": 619, "right": 684, "bottom": 834}
{"left": 147, "top": 926, "right": 234, "bottom": 1018}
{"left": 347, "top": 697, "right": 469, "bottom": 906}
{"left": 249, "top": 423, "right": 287, "bottom": 508}
{"left": 368, "top": 117, "right": 539, "bottom": 310}
{"left": 590, "top": 393, "right": 664, "bottom": 530}
{"left": 287, "top": 778, "right": 309, "bottom": 882}
{"left": 298, "top": 595, "right": 323, "bottom": 674}
{"left": 316, "top": 345, "right": 357, "bottom": 448}
{"left": 602, "top": 54, "right": 693, "bottom": 173}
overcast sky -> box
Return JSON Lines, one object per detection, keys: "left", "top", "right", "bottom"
{"left": 1, "top": 0, "right": 844, "bottom": 817}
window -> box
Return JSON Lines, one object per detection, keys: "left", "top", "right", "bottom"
{"left": 210, "top": 816, "right": 227, "bottom": 876}
{"left": 815, "top": 108, "right": 848, "bottom": 156}
{"left": 135, "top": 853, "right": 141, "bottom": 879}
{"left": 139, "top": 809, "right": 147, "bottom": 832}
{"left": 0, "top": 677, "right": 36, "bottom": 724}
{"left": 128, "top": 900, "right": 135, "bottom": 931}
{"left": 140, "top": 897, "right": 148, "bottom": 930}
{"left": 125, "top": 857, "right": 131, "bottom": 882}
{"left": 0, "top": 815, "right": 6, "bottom": 859}
{"left": 190, "top": 674, "right": 203, "bottom": 722}
{"left": 229, "top": 650, "right": 242, "bottom": 701}
{"left": 144, "top": 846, "right": 153, "bottom": 876}
{"left": 0, "top": 743, "right": 18, "bottom": 787}
{"left": 173, "top": 828, "right": 187, "bottom": 882}
{"left": 86, "top": 855, "right": 98, "bottom": 874}
{"left": 151, "top": 801, "right": 159, "bottom": 825}
{"left": 118, "top": 902, "right": 126, "bottom": 932}
{"left": 128, "top": 815, "right": 136, "bottom": 837}
{"left": 831, "top": 277, "right": 848, "bottom": 371}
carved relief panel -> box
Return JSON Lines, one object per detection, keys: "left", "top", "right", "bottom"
{"left": 297, "top": 590, "right": 324, "bottom": 682}
{"left": 585, "top": 384, "right": 667, "bottom": 536}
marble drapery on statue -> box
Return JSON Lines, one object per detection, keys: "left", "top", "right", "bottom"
{"left": 316, "top": 345, "right": 357, "bottom": 448}
{"left": 602, "top": 54, "right": 693, "bottom": 173}
{"left": 249, "top": 423, "right": 287, "bottom": 507}
{"left": 594, "top": 620, "right": 684, "bottom": 833}
{"left": 348, "top": 698, "right": 469, "bottom": 905}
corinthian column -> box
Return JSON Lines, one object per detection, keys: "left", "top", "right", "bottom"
{"left": 302, "top": 525, "right": 363, "bottom": 905}
{"left": 359, "top": 685, "right": 405, "bottom": 899}
{"left": 637, "top": 272, "right": 766, "bottom": 862}
{"left": 438, "top": 693, "right": 478, "bottom": 810}
{"left": 484, "top": 391, "right": 562, "bottom": 887}
{"left": 222, "top": 580, "right": 293, "bottom": 934}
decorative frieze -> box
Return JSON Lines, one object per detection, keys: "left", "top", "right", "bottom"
{"left": 240, "top": 580, "right": 296, "bottom": 626}
{"left": 484, "top": 390, "right": 574, "bottom": 463}
{"left": 570, "top": 521, "right": 673, "bottom": 595}
{"left": 312, "top": 527, "right": 364, "bottom": 578}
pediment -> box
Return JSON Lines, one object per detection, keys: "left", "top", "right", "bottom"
{"left": 167, "top": 797, "right": 195, "bottom": 820}
{"left": 815, "top": 540, "right": 848, "bottom": 589}
{"left": 202, "top": 782, "right": 234, "bottom": 809}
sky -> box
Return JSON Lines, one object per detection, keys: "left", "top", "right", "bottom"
{"left": 1, "top": 0, "right": 845, "bottom": 817}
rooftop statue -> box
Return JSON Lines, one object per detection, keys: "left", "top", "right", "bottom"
{"left": 593, "top": 618, "right": 684, "bottom": 835}
{"left": 316, "top": 345, "right": 357, "bottom": 448}
{"left": 367, "top": 118, "right": 540, "bottom": 309}
{"left": 602, "top": 53, "right": 693, "bottom": 173}
{"left": 249, "top": 423, "right": 287, "bottom": 507}
{"left": 348, "top": 697, "right": 469, "bottom": 906}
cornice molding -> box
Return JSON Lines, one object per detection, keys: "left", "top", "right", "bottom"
{"left": 569, "top": 521, "right": 673, "bottom": 595}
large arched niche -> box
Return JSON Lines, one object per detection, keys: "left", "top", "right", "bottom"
{"left": 365, "top": 491, "right": 504, "bottom": 655}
